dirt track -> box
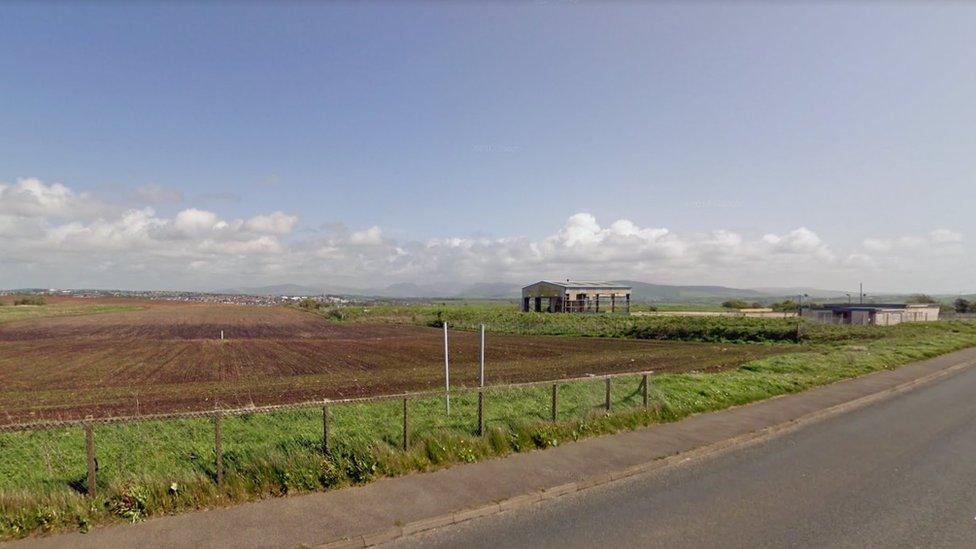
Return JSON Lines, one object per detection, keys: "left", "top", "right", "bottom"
{"left": 0, "top": 300, "right": 793, "bottom": 424}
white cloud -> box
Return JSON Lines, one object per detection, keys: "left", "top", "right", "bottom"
{"left": 0, "top": 177, "right": 110, "bottom": 219}
{"left": 930, "top": 229, "right": 963, "bottom": 244}
{"left": 245, "top": 212, "right": 298, "bottom": 235}
{"left": 862, "top": 229, "right": 964, "bottom": 252}
{"left": 0, "top": 178, "right": 971, "bottom": 292}
{"left": 174, "top": 208, "right": 222, "bottom": 235}
{"left": 349, "top": 226, "right": 384, "bottom": 246}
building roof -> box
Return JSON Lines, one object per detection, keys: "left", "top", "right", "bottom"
{"left": 820, "top": 303, "right": 937, "bottom": 312}
{"left": 532, "top": 280, "right": 632, "bottom": 290}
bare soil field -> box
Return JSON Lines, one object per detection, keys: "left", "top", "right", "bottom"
{"left": 0, "top": 299, "right": 793, "bottom": 424}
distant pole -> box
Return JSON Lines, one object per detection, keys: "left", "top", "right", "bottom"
{"left": 220, "top": 330, "right": 224, "bottom": 340}
{"left": 796, "top": 294, "right": 803, "bottom": 341}
{"left": 444, "top": 322, "right": 450, "bottom": 415}
{"left": 860, "top": 282, "right": 864, "bottom": 304}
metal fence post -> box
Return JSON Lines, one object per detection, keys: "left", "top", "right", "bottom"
{"left": 85, "top": 423, "right": 96, "bottom": 497}
{"left": 477, "top": 389, "right": 485, "bottom": 436}
{"left": 214, "top": 413, "right": 223, "bottom": 485}
{"left": 322, "top": 402, "right": 331, "bottom": 455}
{"left": 402, "top": 397, "right": 410, "bottom": 451}
{"left": 605, "top": 377, "right": 612, "bottom": 411}
{"left": 551, "top": 383, "right": 558, "bottom": 422}
{"left": 642, "top": 374, "right": 649, "bottom": 408}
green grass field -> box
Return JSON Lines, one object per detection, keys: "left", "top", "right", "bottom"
{"left": 0, "top": 301, "right": 141, "bottom": 325}
{"left": 3, "top": 302, "right": 976, "bottom": 539}
{"left": 307, "top": 300, "right": 909, "bottom": 343}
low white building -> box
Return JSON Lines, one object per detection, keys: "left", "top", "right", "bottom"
{"left": 802, "top": 303, "right": 940, "bottom": 326}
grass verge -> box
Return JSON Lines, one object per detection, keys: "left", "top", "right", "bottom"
{"left": 3, "top": 320, "right": 976, "bottom": 539}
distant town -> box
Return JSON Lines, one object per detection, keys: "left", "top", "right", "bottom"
{"left": 0, "top": 288, "right": 353, "bottom": 307}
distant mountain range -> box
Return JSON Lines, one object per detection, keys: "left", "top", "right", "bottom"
{"left": 218, "top": 281, "right": 849, "bottom": 302}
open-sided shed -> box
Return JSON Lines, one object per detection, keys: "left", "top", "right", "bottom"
{"left": 521, "top": 280, "right": 632, "bottom": 314}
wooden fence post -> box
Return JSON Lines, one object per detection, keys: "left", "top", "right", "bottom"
{"left": 477, "top": 389, "right": 485, "bottom": 436}
{"left": 402, "top": 397, "right": 410, "bottom": 451}
{"left": 322, "top": 402, "right": 331, "bottom": 455}
{"left": 85, "top": 423, "right": 96, "bottom": 497}
{"left": 642, "top": 374, "right": 649, "bottom": 408}
{"left": 605, "top": 377, "right": 612, "bottom": 411}
{"left": 214, "top": 413, "right": 223, "bottom": 485}
{"left": 551, "top": 383, "right": 558, "bottom": 422}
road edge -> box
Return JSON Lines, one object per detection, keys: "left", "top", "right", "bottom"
{"left": 318, "top": 355, "right": 976, "bottom": 548}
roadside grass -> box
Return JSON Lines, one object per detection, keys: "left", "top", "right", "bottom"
{"left": 0, "top": 302, "right": 141, "bottom": 324}
{"left": 3, "top": 320, "right": 976, "bottom": 540}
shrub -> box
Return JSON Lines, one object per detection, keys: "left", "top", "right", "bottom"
{"left": 13, "top": 296, "right": 45, "bottom": 306}
{"left": 296, "top": 298, "right": 321, "bottom": 311}
{"left": 907, "top": 294, "right": 937, "bottom": 305}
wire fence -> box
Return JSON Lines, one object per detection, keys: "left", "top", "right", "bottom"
{"left": 0, "top": 371, "right": 661, "bottom": 499}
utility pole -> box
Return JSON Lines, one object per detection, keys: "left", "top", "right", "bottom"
{"left": 796, "top": 294, "right": 808, "bottom": 341}
{"left": 479, "top": 323, "right": 485, "bottom": 388}
{"left": 860, "top": 282, "right": 864, "bottom": 304}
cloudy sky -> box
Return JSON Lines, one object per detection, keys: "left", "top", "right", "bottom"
{"left": 2, "top": 3, "right": 974, "bottom": 293}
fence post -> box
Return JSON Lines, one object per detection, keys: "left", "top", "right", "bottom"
{"left": 214, "top": 413, "right": 223, "bottom": 485}
{"left": 605, "top": 377, "right": 612, "bottom": 412}
{"left": 402, "top": 397, "right": 410, "bottom": 451}
{"left": 85, "top": 423, "right": 96, "bottom": 497}
{"left": 642, "top": 374, "right": 649, "bottom": 408}
{"left": 551, "top": 383, "right": 558, "bottom": 422}
{"left": 322, "top": 402, "right": 331, "bottom": 455}
{"left": 477, "top": 389, "right": 485, "bottom": 436}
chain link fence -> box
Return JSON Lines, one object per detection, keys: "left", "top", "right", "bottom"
{"left": 0, "top": 370, "right": 662, "bottom": 505}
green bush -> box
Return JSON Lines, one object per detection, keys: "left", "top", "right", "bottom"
{"left": 13, "top": 296, "right": 45, "bottom": 306}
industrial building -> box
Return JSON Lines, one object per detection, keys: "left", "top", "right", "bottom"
{"left": 521, "top": 281, "right": 632, "bottom": 314}
{"left": 801, "top": 303, "right": 940, "bottom": 326}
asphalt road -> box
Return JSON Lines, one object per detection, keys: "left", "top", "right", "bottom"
{"left": 390, "top": 364, "right": 976, "bottom": 548}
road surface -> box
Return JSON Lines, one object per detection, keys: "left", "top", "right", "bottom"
{"left": 391, "top": 363, "right": 976, "bottom": 548}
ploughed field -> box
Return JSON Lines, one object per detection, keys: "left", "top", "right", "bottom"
{"left": 0, "top": 300, "right": 791, "bottom": 425}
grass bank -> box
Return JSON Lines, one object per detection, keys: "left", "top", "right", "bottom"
{"left": 3, "top": 318, "right": 976, "bottom": 540}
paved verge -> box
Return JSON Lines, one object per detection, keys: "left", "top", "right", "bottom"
{"left": 9, "top": 347, "right": 976, "bottom": 549}
{"left": 393, "top": 349, "right": 976, "bottom": 548}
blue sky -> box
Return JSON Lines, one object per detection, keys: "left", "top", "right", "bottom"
{"left": 1, "top": 2, "right": 974, "bottom": 292}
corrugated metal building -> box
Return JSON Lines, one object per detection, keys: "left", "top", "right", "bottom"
{"left": 521, "top": 280, "right": 632, "bottom": 314}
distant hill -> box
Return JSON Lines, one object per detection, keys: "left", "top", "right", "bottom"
{"left": 611, "top": 280, "right": 765, "bottom": 302}
{"left": 749, "top": 287, "right": 850, "bottom": 299}
{"left": 217, "top": 283, "right": 362, "bottom": 296}
{"left": 457, "top": 282, "right": 523, "bottom": 299}
{"left": 220, "top": 280, "right": 851, "bottom": 303}
{"left": 377, "top": 282, "right": 456, "bottom": 298}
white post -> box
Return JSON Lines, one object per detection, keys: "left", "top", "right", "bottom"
{"left": 220, "top": 330, "right": 224, "bottom": 340}
{"left": 479, "top": 323, "right": 485, "bottom": 387}
{"left": 443, "top": 322, "right": 450, "bottom": 415}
